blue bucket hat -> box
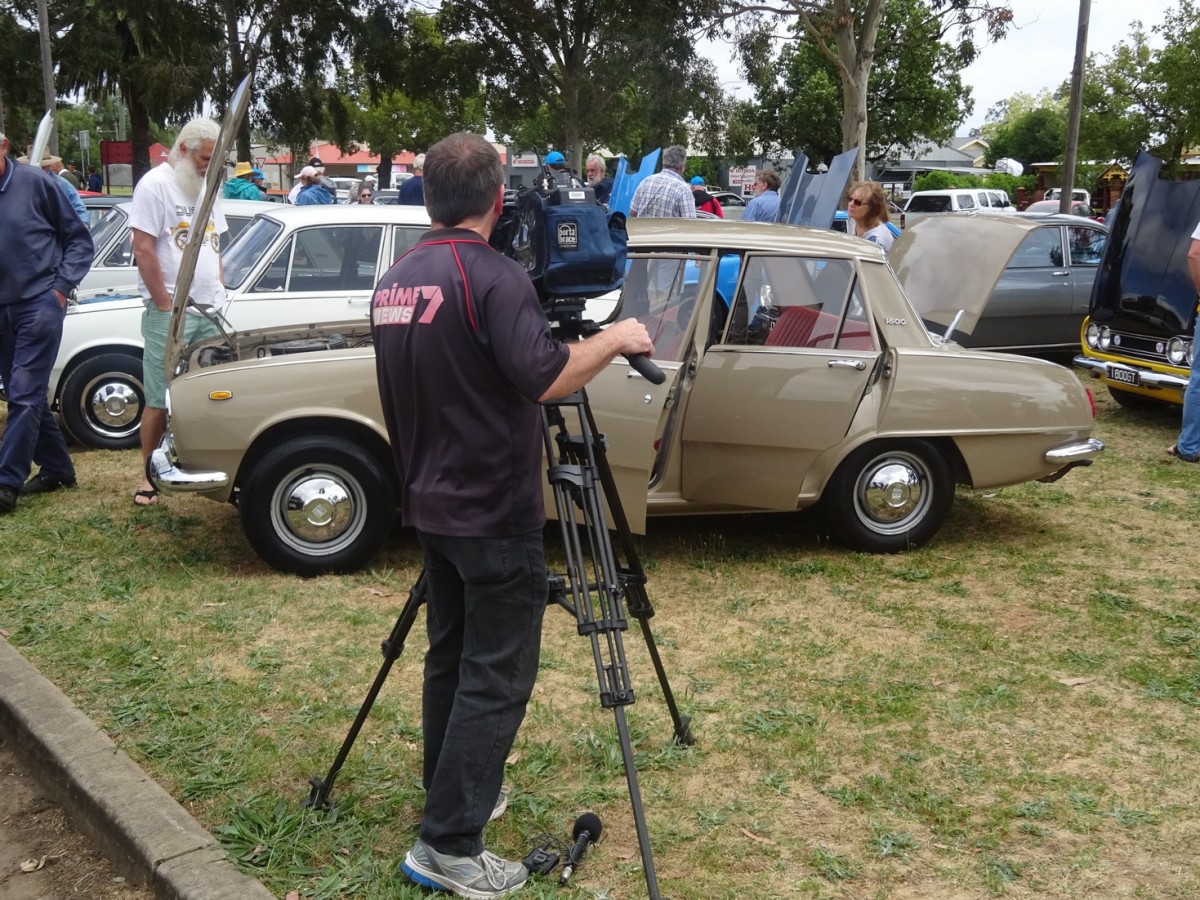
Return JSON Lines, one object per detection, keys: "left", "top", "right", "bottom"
{"left": 250, "top": 167, "right": 265, "bottom": 178}
{"left": 545, "top": 151, "right": 566, "bottom": 165}
{"left": 690, "top": 175, "right": 705, "bottom": 185}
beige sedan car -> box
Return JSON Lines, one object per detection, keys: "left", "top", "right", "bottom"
{"left": 150, "top": 216, "right": 1103, "bottom": 575}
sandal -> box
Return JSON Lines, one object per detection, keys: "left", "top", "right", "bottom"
{"left": 1167, "top": 445, "right": 1199, "bottom": 463}
{"left": 133, "top": 487, "right": 159, "bottom": 506}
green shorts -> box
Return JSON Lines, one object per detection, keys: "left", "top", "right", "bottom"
{"left": 140, "top": 308, "right": 222, "bottom": 408}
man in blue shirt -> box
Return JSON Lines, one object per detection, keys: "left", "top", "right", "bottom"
{"left": 39, "top": 154, "right": 89, "bottom": 225}
{"left": 397, "top": 153, "right": 425, "bottom": 205}
{"left": 742, "top": 168, "right": 782, "bottom": 223}
{"left": 0, "top": 132, "right": 93, "bottom": 514}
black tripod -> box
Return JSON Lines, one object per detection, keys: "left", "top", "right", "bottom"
{"left": 305, "top": 387, "right": 694, "bottom": 899}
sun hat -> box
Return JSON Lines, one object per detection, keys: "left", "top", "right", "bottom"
{"left": 234, "top": 161, "right": 253, "bottom": 177}
{"left": 545, "top": 151, "right": 566, "bottom": 165}
{"left": 39, "top": 154, "right": 62, "bottom": 167}
{"left": 250, "top": 167, "right": 265, "bottom": 178}
{"left": 690, "top": 175, "right": 705, "bottom": 185}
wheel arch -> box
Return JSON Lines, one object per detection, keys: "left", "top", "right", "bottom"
{"left": 53, "top": 342, "right": 144, "bottom": 407}
{"left": 234, "top": 416, "right": 399, "bottom": 500}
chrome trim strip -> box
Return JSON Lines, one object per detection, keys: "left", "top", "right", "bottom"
{"left": 147, "top": 437, "right": 230, "bottom": 493}
{"left": 1072, "top": 355, "right": 1188, "bottom": 391}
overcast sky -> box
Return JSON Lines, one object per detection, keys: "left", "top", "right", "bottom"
{"left": 960, "top": 0, "right": 1174, "bottom": 129}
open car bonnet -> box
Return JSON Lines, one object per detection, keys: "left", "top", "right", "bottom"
{"left": 889, "top": 214, "right": 1042, "bottom": 335}
{"left": 165, "top": 77, "right": 251, "bottom": 381}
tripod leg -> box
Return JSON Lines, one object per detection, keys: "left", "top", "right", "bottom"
{"left": 614, "top": 705, "right": 661, "bottom": 898}
{"left": 305, "top": 571, "right": 427, "bottom": 810}
{"left": 581, "top": 400, "right": 694, "bottom": 746}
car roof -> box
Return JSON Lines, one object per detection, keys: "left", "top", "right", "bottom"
{"left": 1013, "top": 211, "right": 1105, "bottom": 227}
{"left": 627, "top": 217, "right": 887, "bottom": 259}
{"left": 249, "top": 203, "right": 432, "bottom": 225}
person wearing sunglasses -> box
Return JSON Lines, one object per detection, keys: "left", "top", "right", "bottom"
{"left": 845, "top": 180, "right": 895, "bottom": 251}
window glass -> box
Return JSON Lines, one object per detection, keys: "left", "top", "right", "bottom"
{"left": 618, "top": 254, "right": 710, "bottom": 362}
{"left": 89, "top": 207, "right": 127, "bottom": 261}
{"left": 1008, "top": 227, "right": 1064, "bottom": 269}
{"left": 957, "top": 193, "right": 976, "bottom": 210}
{"left": 391, "top": 226, "right": 424, "bottom": 262}
{"left": 725, "top": 256, "right": 867, "bottom": 350}
{"left": 224, "top": 217, "right": 283, "bottom": 289}
{"left": 249, "top": 226, "right": 382, "bottom": 293}
{"left": 104, "top": 231, "right": 133, "bottom": 267}
{"left": 1068, "top": 226, "right": 1106, "bottom": 266}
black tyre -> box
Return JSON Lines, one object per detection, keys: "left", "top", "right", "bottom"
{"left": 824, "top": 439, "right": 954, "bottom": 553}
{"left": 58, "top": 353, "right": 145, "bottom": 450}
{"left": 239, "top": 435, "right": 396, "bottom": 576}
{"left": 1108, "top": 386, "right": 1169, "bottom": 411}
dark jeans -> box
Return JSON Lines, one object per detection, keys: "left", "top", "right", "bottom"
{"left": 417, "top": 529, "right": 548, "bottom": 857}
{"left": 0, "top": 292, "right": 74, "bottom": 491}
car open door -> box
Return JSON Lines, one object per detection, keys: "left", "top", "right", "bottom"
{"left": 680, "top": 254, "right": 879, "bottom": 509}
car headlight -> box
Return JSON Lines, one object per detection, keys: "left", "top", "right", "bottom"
{"left": 1084, "top": 322, "right": 1101, "bottom": 349}
{"left": 1167, "top": 337, "right": 1189, "bottom": 366}
{"left": 1098, "top": 326, "right": 1112, "bottom": 351}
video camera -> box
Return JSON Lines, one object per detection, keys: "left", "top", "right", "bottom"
{"left": 490, "top": 165, "right": 627, "bottom": 332}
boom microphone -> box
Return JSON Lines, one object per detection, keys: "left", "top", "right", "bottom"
{"left": 558, "top": 812, "right": 603, "bottom": 886}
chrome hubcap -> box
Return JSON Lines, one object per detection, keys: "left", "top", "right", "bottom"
{"left": 854, "top": 453, "right": 931, "bottom": 534}
{"left": 283, "top": 476, "right": 353, "bottom": 542}
{"left": 88, "top": 381, "right": 141, "bottom": 430}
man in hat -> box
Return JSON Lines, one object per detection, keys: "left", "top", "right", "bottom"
{"left": 224, "top": 161, "right": 263, "bottom": 200}
{"left": 295, "top": 166, "right": 334, "bottom": 205}
{"left": 0, "top": 131, "right": 93, "bottom": 514}
{"left": 250, "top": 167, "right": 269, "bottom": 199}
{"left": 398, "top": 153, "right": 425, "bottom": 205}
{"left": 690, "top": 176, "right": 723, "bottom": 217}
{"left": 39, "top": 154, "right": 88, "bottom": 224}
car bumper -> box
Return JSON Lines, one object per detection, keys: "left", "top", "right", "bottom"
{"left": 1038, "top": 437, "right": 1104, "bottom": 483}
{"left": 1073, "top": 354, "right": 1189, "bottom": 393}
{"left": 147, "top": 433, "right": 230, "bottom": 493}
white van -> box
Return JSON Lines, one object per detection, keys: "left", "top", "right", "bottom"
{"left": 1047, "top": 188, "right": 1092, "bottom": 205}
{"left": 902, "top": 188, "right": 1016, "bottom": 228}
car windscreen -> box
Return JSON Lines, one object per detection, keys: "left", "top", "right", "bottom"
{"left": 90, "top": 206, "right": 128, "bottom": 263}
{"left": 222, "top": 216, "right": 284, "bottom": 290}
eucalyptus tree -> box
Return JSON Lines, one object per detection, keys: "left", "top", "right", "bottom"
{"left": 721, "top": 0, "right": 1013, "bottom": 180}
{"left": 438, "top": 0, "right": 722, "bottom": 172}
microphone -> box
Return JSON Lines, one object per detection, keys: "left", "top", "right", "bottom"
{"left": 558, "top": 812, "right": 602, "bottom": 886}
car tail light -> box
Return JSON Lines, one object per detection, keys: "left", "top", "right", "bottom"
{"left": 1086, "top": 387, "right": 1096, "bottom": 418}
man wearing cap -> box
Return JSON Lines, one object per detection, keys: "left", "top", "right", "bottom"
{"left": 398, "top": 153, "right": 424, "bottom": 205}
{"left": 690, "top": 176, "right": 723, "bottom": 217}
{"left": 0, "top": 131, "right": 93, "bottom": 514}
{"left": 629, "top": 145, "right": 696, "bottom": 219}
{"left": 223, "top": 161, "right": 262, "bottom": 200}
{"left": 250, "top": 167, "right": 269, "bottom": 199}
{"left": 39, "top": 154, "right": 88, "bottom": 224}
{"left": 295, "top": 166, "right": 334, "bottom": 205}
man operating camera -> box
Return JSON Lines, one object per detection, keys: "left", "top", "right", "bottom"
{"left": 371, "top": 131, "right": 652, "bottom": 899}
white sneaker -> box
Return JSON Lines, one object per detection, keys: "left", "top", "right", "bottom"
{"left": 402, "top": 839, "right": 528, "bottom": 899}
{"left": 489, "top": 784, "right": 510, "bottom": 822}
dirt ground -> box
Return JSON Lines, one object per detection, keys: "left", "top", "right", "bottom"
{"left": 0, "top": 739, "right": 152, "bottom": 900}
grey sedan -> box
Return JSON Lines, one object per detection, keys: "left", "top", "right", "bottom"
{"left": 907, "top": 212, "right": 1107, "bottom": 354}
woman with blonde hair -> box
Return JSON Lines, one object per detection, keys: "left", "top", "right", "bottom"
{"left": 846, "top": 180, "right": 895, "bottom": 250}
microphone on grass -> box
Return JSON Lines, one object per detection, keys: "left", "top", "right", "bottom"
{"left": 558, "top": 812, "right": 603, "bottom": 886}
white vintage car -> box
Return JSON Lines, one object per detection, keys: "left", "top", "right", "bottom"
{"left": 52, "top": 204, "right": 431, "bottom": 449}
{"left": 149, "top": 216, "right": 1104, "bottom": 575}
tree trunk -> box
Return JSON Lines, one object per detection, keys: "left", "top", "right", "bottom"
{"left": 376, "top": 144, "right": 393, "bottom": 190}
{"left": 125, "top": 80, "right": 154, "bottom": 186}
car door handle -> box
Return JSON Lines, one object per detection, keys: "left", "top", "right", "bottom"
{"left": 828, "top": 359, "right": 866, "bottom": 370}
{"left": 1051, "top": 271, "right": 1070, "bottom": 277}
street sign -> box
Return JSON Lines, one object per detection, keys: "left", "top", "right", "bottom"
{"left": 78, "top": 130, "right": 90, "bottom": 150}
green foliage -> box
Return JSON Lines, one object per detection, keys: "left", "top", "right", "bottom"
{"left": 749, "top": 0, "right": 977, "bottom": 166}
{"left": 986, "top": 106, "right": 1067, "bottom": 167}
{"left": 911, "top": 170, "right": 981, "bottom": 192}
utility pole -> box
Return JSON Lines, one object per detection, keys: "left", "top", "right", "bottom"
{"left": 36, "top": 0, "right": 57, "bottom": 155}
{"left": 1060, "top": 0, "right": 1090, "bottom": 215}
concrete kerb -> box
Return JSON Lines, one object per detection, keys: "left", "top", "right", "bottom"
{"left": 0, "top": 639, "right": 276, "bottom": 900}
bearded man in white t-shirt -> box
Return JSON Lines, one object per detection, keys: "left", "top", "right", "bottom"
{"left": 129, "top": 117, "right": 229, "bottom": 506}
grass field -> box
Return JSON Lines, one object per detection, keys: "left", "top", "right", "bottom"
{"left": 2, "top": 377, "right": 1199, "bottom": 899}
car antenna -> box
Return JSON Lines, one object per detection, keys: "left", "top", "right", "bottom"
{"left": 941, "top": 309, "right": 965, "bottom": 346}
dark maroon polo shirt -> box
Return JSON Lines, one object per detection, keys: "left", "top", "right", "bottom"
{"left": 372, "top": 227, "right": 570, "bottom": 537}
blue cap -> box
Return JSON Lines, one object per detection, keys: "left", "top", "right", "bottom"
{"left": 250, "top": 167, "right": 265, "bottom": 178}
{"left": 545, "top": 151, "right": 566, "bottom": 165}
{"left": 690, "top": 175, "right": 705, "bottom": 185}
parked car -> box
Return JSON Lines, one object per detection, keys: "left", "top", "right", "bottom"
{"left": 1023, "top": 198, "right": 1098, "bottom": 220}
{"left": 1075, "top": 151, "right": 1200, "bottom": 409}
{"left": 708, "top": 191, "right": 747, "bottom": 220}
{"left": 901, "top": 188, "right": 1016, "bottom": 229}
{"left": 831, "top": 210, "right": 902, "bottom": 238}
{"left": 51, "top": 203, "right": 432, "bottom": 449}
{"left": 81, "top": 199, "right": 263, "bottom": 292}
{"left": 148, "top": 215, "right": 1102, "bottom": 576}
{"left": 81, "top": 194, "right": 125, "bottom": 228}
{"left": 910, "top": 213, "right": 1108, "bottom": 353}
{"left": 1047, "top": 188, "right": 1092, "bottom": 205}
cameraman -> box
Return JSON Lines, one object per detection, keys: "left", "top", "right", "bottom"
{"left": 372, "top": 131, "right": 652, "bottom": 900}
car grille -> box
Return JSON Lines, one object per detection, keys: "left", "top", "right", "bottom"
{"left": 1106, "top": 329, "right": 1172, "bottom": 366}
